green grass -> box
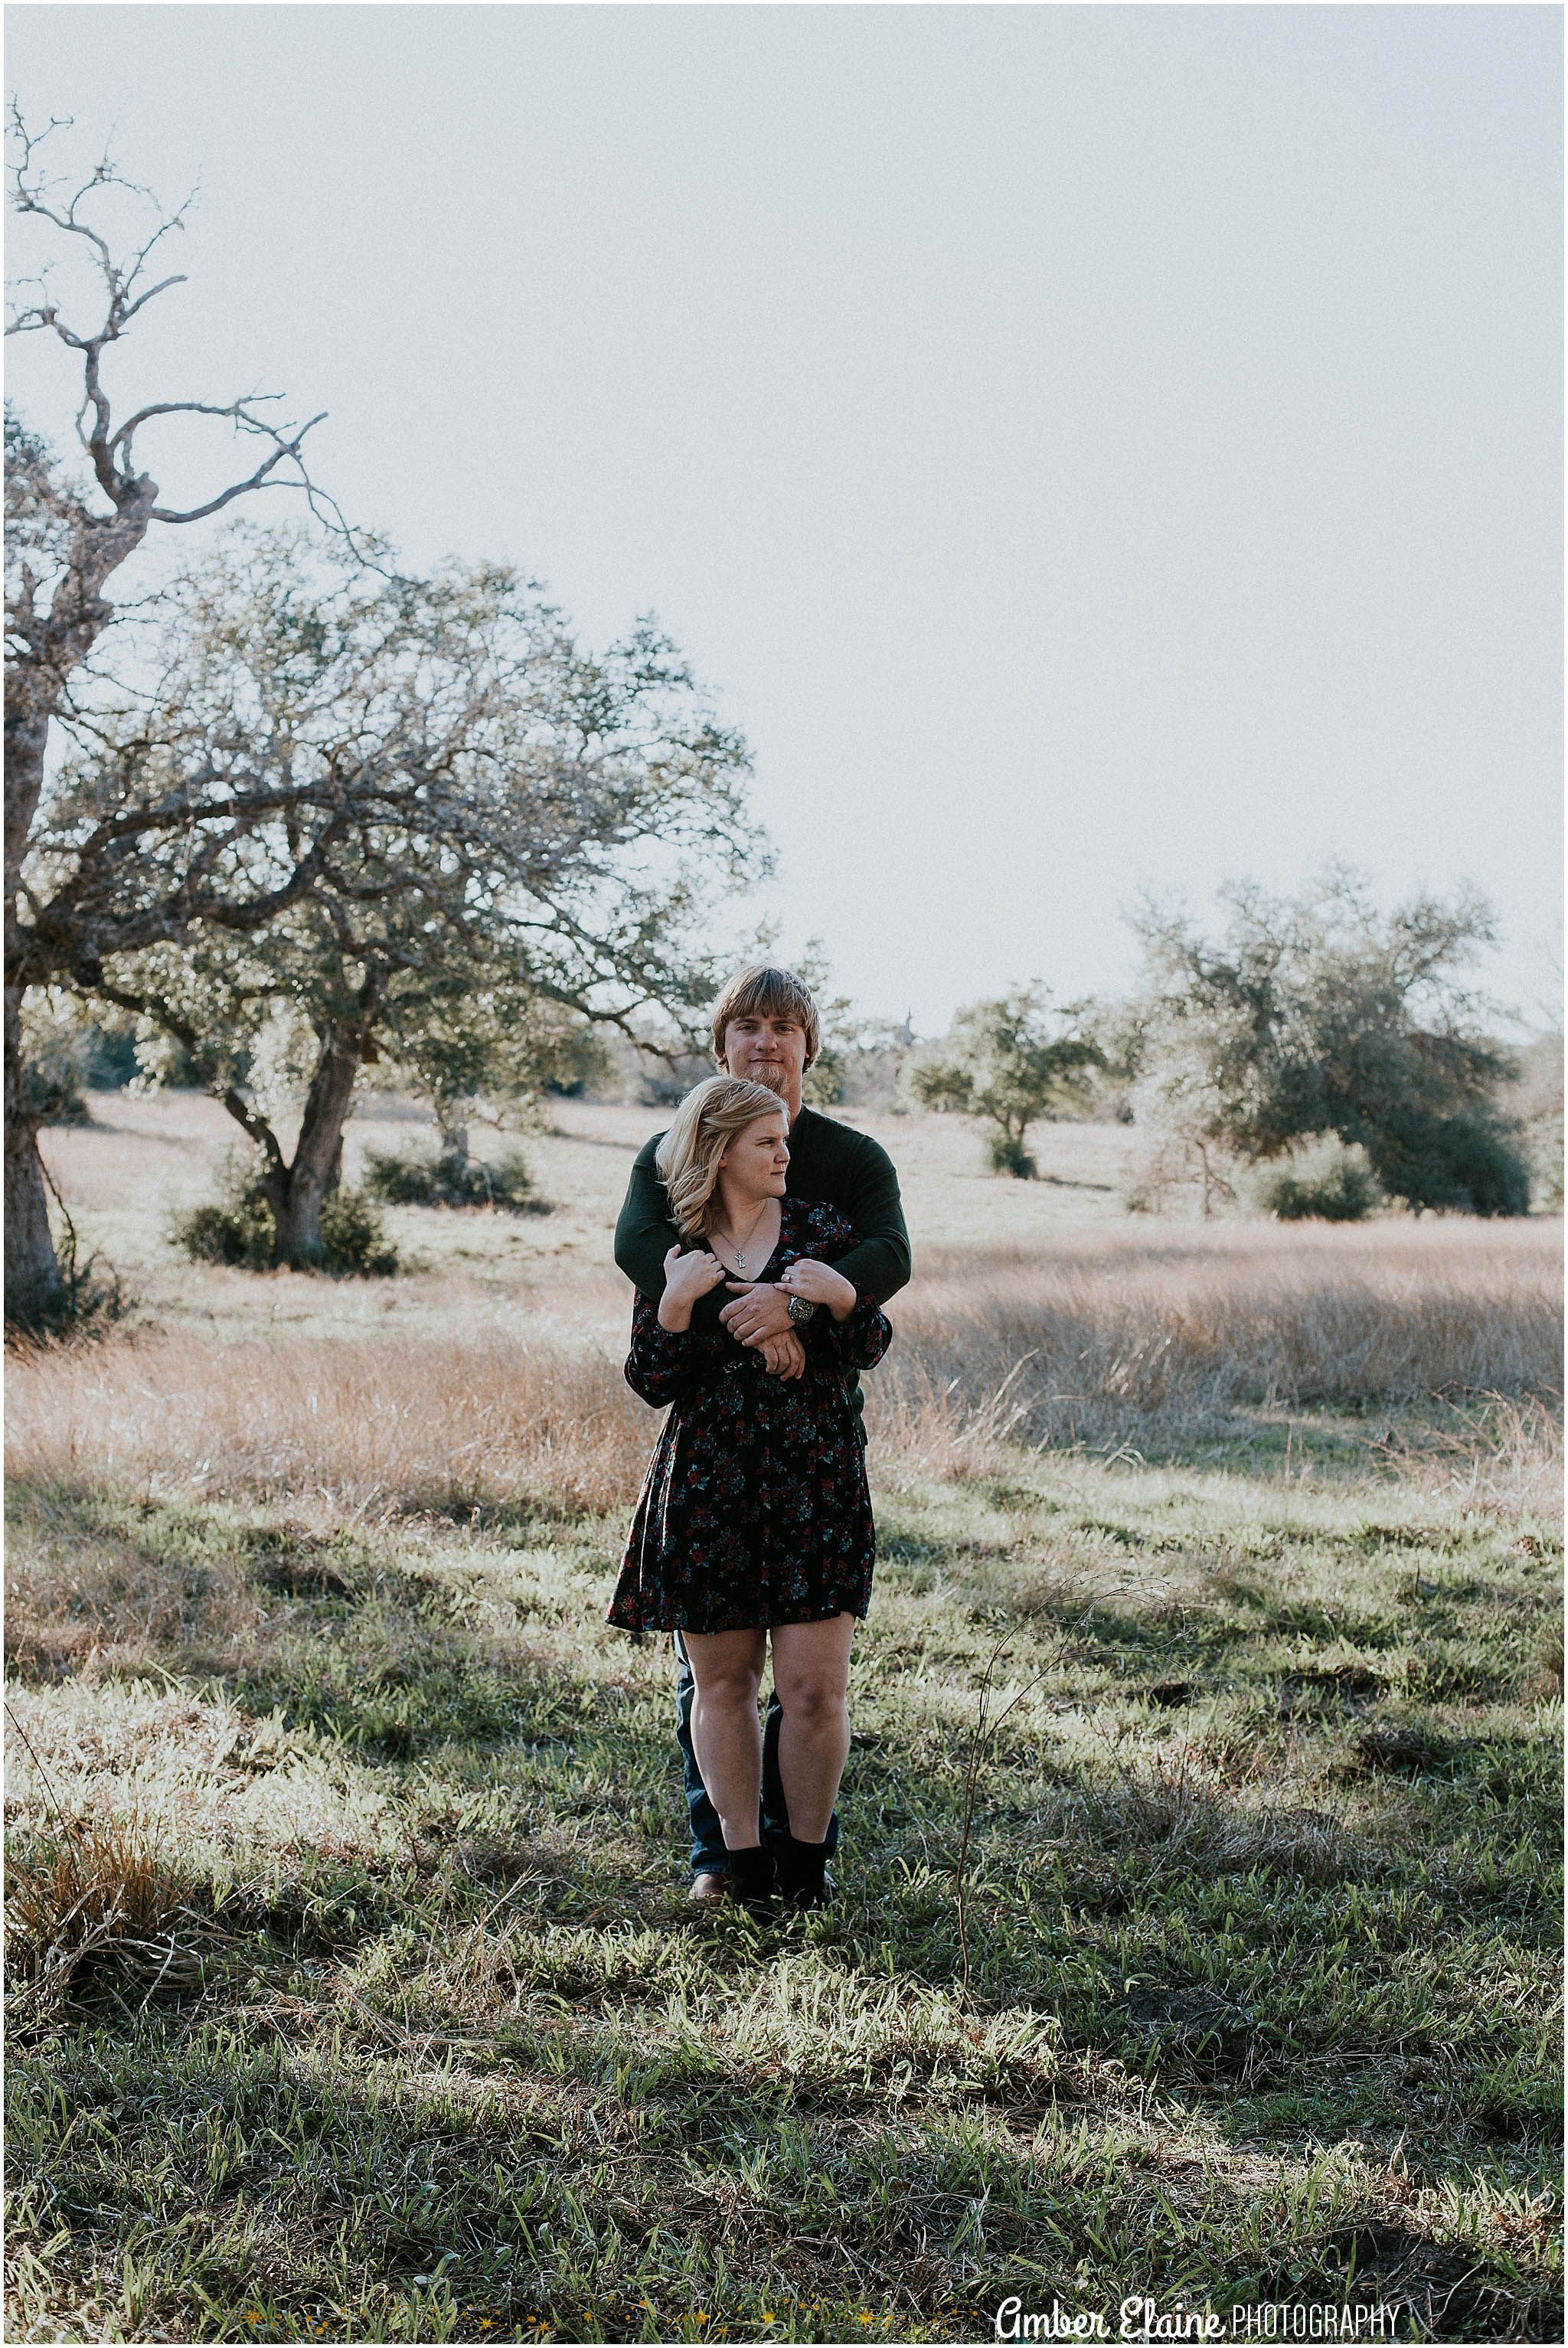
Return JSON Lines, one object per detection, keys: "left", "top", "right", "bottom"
{"left": 5, "top": 1419, "right": 1561, "bottom": 2343}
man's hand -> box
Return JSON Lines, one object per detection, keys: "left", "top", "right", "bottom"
{"left": 718, "top": 1282, "right": 796, "bottom": 1345}
{"left": 756, "top": 1330, "right": 806, "bottom": 1380}
{"left": 778, "top": 1256, "right": 858, "bottom": 1321}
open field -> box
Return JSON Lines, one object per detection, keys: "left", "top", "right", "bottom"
{"left": 6, "top": 1092, "right": 1563, "bottom": 2341}
{"left": 32, "top": 1093, "right": 1142, "bottom": 1344}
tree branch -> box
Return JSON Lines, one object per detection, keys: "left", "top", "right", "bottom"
{"left": 149, "top": 410, "right": 328, "bottom": 524}
{"left": 73, "top": 967, "right": 286, "bottom": 1171}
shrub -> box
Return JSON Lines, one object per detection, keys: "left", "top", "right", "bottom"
{"left": 83, "top": 1023, "right": 141, "bottom": 1089}
{"left": 30, "top": 1019, "right": 141, "bottom": 1106}
{"left": 172, "top": 1167, "right": 399, "bottom": 1275}
{"left": 1252, "top": 1136, "right": 1383, "bottom": 1223}
{"left": 20, "top": 994, "right": 96, "bottom": 1124}
{"left": 318, "top": 1186, "right": 401, "bottom": 1273}
{"left": 363, "top": 1145, "right": 544, "bottom": 1213}
{"left": 637, "top": 1050, "right": 711, "bottom": 1108}
{"left": 1364, "top": 1108, "right": 1531, "bottom": 1219}
{"left": 174, "top": 1186, "right": 275, "bottom": 1270}
{"left": 6, "top": 1811, "right": 201, "bottom": 2026}
{"left": 28, "top": 1066, "right": 90, "bottom": 1125}
{"left": 988, "top": 1133, "right": 1037, "bottom": 1180}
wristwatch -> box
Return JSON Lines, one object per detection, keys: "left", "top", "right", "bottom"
{"left": 786, "top": 1294, "right": 818, "bottom": 1326}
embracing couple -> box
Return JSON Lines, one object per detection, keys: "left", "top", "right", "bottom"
{"left": 609, "top": 965, "right": 911, "bottom": 1912}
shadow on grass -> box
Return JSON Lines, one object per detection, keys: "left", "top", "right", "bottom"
{"left": 6, "top": 1461, "right": 1563, "bottom": 2339}
{"left": 8, "top": 2000, "right": 1558, "bottom": 2343}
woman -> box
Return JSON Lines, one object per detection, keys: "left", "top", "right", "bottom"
{"left": 608, "top": 1075, "right": 892, "bottom": 1909}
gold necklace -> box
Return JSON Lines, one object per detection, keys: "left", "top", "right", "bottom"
{"left": 713, "top": 1200, "right": 773, "bottom": 1275}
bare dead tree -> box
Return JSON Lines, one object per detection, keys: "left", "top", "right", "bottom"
{"left": 5, "top": 108, "right": 336, "bottom": 1320}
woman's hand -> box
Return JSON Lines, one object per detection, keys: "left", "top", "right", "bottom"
{"left": 778, "top": 1256, "right": 858, "bottom": 1322}
{"left": 658, "top": 1243, "right": 727, "bottom": 1331}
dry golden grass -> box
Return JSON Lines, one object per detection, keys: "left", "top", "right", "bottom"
{"left": 4, "top": 1804, "right": 206, "bottom": 2028}
{"left": 5, "top": 1327, "right": 652, "bottom": 1523}
{"left": 1362, "top": 1387, "right": 1566, "bottom": 1535}
{"left": 8, "top": 1215, "right": 1560, "bottom": 1530}
{"left": 877, "top": 1218, "right": 1563, "bottom": 1453}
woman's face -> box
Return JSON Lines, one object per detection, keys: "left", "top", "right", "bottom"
{"left": 718, "top": 1111, "right": 790, "bottom": 1200}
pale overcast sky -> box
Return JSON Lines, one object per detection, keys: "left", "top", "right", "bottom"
{"left": 6, "top": 5, "right": 1561, "bottom": 1034}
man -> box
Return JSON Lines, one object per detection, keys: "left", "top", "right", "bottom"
{"left": 613, "top": 965, "right": 913, "bottom": 1899}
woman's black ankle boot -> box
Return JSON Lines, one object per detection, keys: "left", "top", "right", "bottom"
{"left": 725, "top": 1843, "right": 776, "bottom": 1912}
{"left": 774, "top": 1834, "right": 830, "bottom": 1909}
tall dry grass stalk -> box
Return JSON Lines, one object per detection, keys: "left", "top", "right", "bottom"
{"left": 5, "top": 1806, "right": 207, "bottom": 2029}
{"left": 6, "top": 1328, "right": 652, "bottom": 1521}
{"left": 6, "top": 1220, "right": 1560, "bottom": 1517}
{"left": 1367, "top": 1390, "right": 1565, "bottom": 1525}
{"left": 872, "top": 1222, "right": 1563, "bottom": 1461}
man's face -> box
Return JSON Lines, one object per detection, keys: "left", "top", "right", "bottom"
{"left": 720, "top": 1010, "right": 809, "bottom": 1100}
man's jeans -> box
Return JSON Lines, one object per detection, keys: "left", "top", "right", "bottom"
{"left": 674, "top": 1631, "right": 842, "bottom": 1875}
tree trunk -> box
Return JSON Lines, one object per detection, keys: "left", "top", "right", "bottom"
{"left": 5, "top": 480, "right": 161, "bottom": 1321}
{"left": 262, "top": 1024, "right": 364, "bottom": 1266}
{"left": 5, "top": 704, "right": 60, "bottom": 1321}
{"left": 4, "top": 978, "right": 60, "bottom": 1323}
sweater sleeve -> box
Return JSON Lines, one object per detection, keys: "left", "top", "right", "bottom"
{"left": 822, "top": 1132, "right": 912, "bottom": 1307}
{"left": 612, "top": 1133, "right": 728, "bottom": 1332}
{"left": 622, "top": 1289, "right": 733, "bottom": 1407}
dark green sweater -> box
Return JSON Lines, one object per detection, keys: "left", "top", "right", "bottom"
{"left": 612, "top": 1105, "right": 913, "bottom": 1422}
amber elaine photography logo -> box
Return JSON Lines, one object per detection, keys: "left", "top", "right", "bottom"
{"left": 993, "top": 2300, "right": 1401, "bottom": 2342}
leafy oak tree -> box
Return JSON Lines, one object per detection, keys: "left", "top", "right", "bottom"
{"left": 42, "top": 525, "right": 756, "bottom": 1266}
{"left": 359, "top": 975, "right": 613, "bottom": 1170}
{"left": 906, "top": 988, "right": 1103, "bottom": 1176}
{"left": 1122, "top": 869, "right": 1530, "bottom": 1215}
{"left": 5, "top": 111, "right": 338, "bottom": 1319}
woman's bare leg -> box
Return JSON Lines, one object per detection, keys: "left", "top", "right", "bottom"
{"left": 768, "top": 1614, "right": 857, "bottom": 1844}
{"left": 681, "top": 1627, "right": 768, "bottom": 1850}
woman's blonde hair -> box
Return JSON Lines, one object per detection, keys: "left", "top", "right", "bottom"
{"left": 655, "top": 1076, "right": 787, "bottom": 1240}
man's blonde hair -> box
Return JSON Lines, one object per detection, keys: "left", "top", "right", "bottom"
{"left": 710, "top": 965, "right": 820, "bottom": 1071}
{"left": 655, "top": 1076, "right": 786, "bottom": 1241}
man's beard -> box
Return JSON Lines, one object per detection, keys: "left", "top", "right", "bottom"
{"left": 748, "top": 1063, "right": 788, "bottom": 1096}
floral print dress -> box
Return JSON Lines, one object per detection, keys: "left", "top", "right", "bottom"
{"left": 608, "top": 1199, "right": 893, "bottom": 1636}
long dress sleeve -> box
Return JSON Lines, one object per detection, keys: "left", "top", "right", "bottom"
{"left": 622, "top": 1290, "right": 733, "bottom": 1408}
{"left": 820, "top": 1289, "right": 893, "bottom": 1372}
{"left": 785, "top": 1200, "right": 893, "bottom": 1376}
